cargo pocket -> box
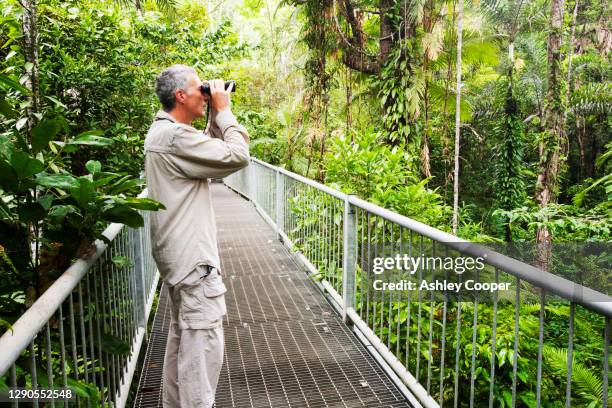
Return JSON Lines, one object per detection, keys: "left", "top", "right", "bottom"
{"left": 203, "top": 269, "right": 227, "bottom": 320}
{"left": 178, "top": 268, "right": 227, "bottom": 330}
{"left": 203, "top": 269, "right": 227, "bottom": 297}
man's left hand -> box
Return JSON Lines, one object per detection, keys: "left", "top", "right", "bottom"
{"left": 209, "top": 79, "right": 233, "bottom": 112}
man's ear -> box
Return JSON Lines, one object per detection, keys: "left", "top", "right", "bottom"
{"left": 174, "top": 88, "right": 185, "bottom": 105}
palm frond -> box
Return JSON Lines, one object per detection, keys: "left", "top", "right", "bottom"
{"left": 570, "top": 83, "right": 612, "bottom": 116}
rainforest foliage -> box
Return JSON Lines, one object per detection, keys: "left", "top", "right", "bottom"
{"left": 0, "top": 0, "right": 609, "bottom": 406}
{"left": 264, "top": 0, "right": 611, "bottom": 244}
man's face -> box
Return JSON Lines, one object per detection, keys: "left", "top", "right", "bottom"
{"left": 176, "top": 74, "right": 209, "bottom": 119}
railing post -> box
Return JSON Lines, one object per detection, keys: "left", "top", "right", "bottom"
{"left": 133, "top": 226, "right": 147, "bottom": 331}
{"left": 342, "top": 194, "right": 357, "bottom": 323}
{"left": 275, "top": 169, "right": 284, "bottom": 239}
{"left": 245, "top": 161, "right": 250, "bottom": 199}
{"left": 248, "top": 160, "right": 256, "bottom": 202}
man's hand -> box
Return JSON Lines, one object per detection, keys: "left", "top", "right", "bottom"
{"left": 208, "top": 79, "right": 233, "bottom": 112}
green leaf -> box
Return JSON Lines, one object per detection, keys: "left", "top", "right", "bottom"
{"left": 0, "top": 159, "right": 19, "bottom": 191}
{"left": 0, "top": 97, "right": 15, "bottom": 118}
{"left": 66, "top": 378, "right": 101, "bottom": 404}
{"left": 86, "top": 160, "right": 101, "bottom": 174}
{"left": 44, "top": 96, "right": 67, "bottom": 109}
{"left": 70, "top": 177, "right": 95, "bottom": 207}
{"left": 497, "top": 348, "right": 507, "bottom": 367}
{"left": 31, "top": 119, "right": 61, "bottom": 152}
{"left": 36, "top": 194, "right": 53, "bottom": 210}
{"left": 36, "top": 174, "right": 78, "bottom": 189}
{"left": 0, "top": 373, "right": 8, "bottom": 393}
{"left": 121, "top": 197, "right": 165, "bottom": 211}
{"left": 102, "top": 205, "right": 144, "bottom": 228}
{"left": 17, "top": 202, "right": 47, "bottom": 223}
{"left": 112, "top": 255, "right": 133, "bottom": 269}
{"left": 502, "top": 390, "right": 512, "bottom": 407}
{"left": 519, "top": 392, "right": 536, "bottom": 408}
{"left": 67, "top": 379, "right": 90, "bottom": 398}
{"left": 107, "top": 177, "right": 144, "bottom": 194}
{"left": 9, "top": 150, "right": 43, "bottom": 179}
{"left": 92, "top": 174, "right": 120, "bottom": 188}
{"left": 68, "top": 131, "right": 113, "bottom": 146}
{"left": 48, "top": 205, "right": 75, "bottom": 223}
{"left": 0, "top": 198, "right": 12, "bottom": 220}
{"left": 0, "top": 73, "right": 29, "bottom": 94}
{"left": 63, "top": 143, "right": 77, "bottom": 153}
{"left": 0, "top": 135, "right": 13, "bottom": 157}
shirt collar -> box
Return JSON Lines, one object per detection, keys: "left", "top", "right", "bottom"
{"left": 154, "top": 110, "right": 177, "bottom": 123}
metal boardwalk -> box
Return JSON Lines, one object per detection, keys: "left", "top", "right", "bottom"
{"left": 134, "top": 183, "right": 411, "bottom": 408}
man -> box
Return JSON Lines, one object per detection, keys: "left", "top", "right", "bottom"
{"left": 144, "top": 64, "right": 250, "bottom": 407}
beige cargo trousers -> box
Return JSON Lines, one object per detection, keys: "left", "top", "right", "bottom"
{"left": 163, "top": 265, "right": 227, "bottom": 407}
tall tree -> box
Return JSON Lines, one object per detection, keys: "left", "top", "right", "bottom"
{"left": 484, "top": 0, "right": 530, "bottom": 241}
{"left": 21, "top": 0, "right": 40, "bottom": 138}
{"left": 535, "top": 0, "right": 566, "bottom": 269}
{"left": 19, "top": 0, "right": 41, "bottom": 301}
{"left": 452, "top": 0, "right": 463, "bottom": 235}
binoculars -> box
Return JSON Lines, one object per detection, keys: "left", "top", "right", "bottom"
{"left": 200, "top": 80, "right": 236, "bottom": 95}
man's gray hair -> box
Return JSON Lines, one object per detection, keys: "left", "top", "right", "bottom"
{"left": 155, "top": 64, "right": 197, "bottom": 111}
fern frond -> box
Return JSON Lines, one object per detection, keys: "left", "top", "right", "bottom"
{"left": 543, "top": 346, "right": 611, "bottom": 406}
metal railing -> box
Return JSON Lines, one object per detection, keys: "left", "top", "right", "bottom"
{"left": 0, "top": 200, "right": 158, "bottom": 407}
{"left": 225, "top": 158, "right": 612, "bottom": 408}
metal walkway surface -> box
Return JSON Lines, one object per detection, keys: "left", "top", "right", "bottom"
{"left": 134, "top": 183, "right": 411, "bottom": 408}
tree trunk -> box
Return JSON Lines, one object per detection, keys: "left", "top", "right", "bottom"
{"left": 346, "top": 66, "right": 353, "bottom": 141}
{"left": 318, "top": 99, "right": 328, "bottom": 182}
{"left": 534, "top": 0, "right": 566, "bottom": 270}
{"left": 21, "top": 0, "right": 40, "bottom": 139}
{"left": 452, "top": 0, "right": 463, "bottom": 235}
{"left": 422, "top": 60, "right": 432, "bottom": 178}
{"left": 502, "top": 40, "right": 518, "bottom": 242}
{"left": 338, "top": 0, "right": 397, "bottom": 74}
{"left": 576, "top": 115, "right": 585, "bottom": 179}
{"left": 21, "top": 0, "right": 41, "bottom": 301}
{"left": 442, "top": 0, "right": 457, "bottom": 198}
{"left": 379, "top": 0, "right": 395, "bottom": 65}
{"left": 339, "top": 0, "right": 380, "bottom": 74}
{"left": 422, "top": 98, "right": 432, "bottom": 177}
{"left": 565, "top": 0, "right": 579, "bottom": 131}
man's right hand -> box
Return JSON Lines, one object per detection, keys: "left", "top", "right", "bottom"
{"left": 208, "top": 79, "right": 233, "bottom": 112}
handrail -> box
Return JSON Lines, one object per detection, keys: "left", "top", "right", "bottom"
{"left": 251, "top": 157, "right": 347, "bottom": 200}
{"left": 0, "top": 222, "right": 123, "bottom": 376}
{"left": 243, "top": 158, "right": 612, "bottom": 317}
{"left": 225, "top": 157, "right": 612, "bottom": 408}
{"left": 0, "top": 189, "right": 159, "bottom": 407}
{"left": 347, "top": 195, "right": 612, "bottom": 316}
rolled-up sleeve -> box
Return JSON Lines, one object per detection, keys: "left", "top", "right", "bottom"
{"left": 171, "top": 110, "right": 250, "bottom": 179}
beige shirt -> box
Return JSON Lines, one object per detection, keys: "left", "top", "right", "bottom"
{"left": 144, "top": 109, "right": 249, "bottom": 285}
